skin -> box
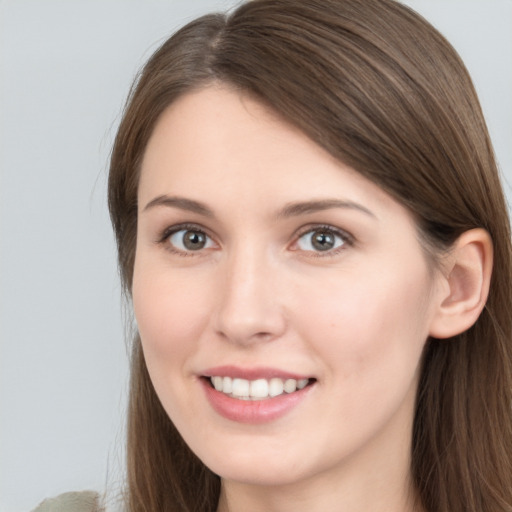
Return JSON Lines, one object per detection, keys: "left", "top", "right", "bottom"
{"left": 132, "top": 85, "right": 450, "bottom": 512}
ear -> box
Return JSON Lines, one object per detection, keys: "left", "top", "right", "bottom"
{"left": 429, "top": 228, "right": 493, "bottom": 339}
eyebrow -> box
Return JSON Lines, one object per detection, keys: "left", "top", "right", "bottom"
{"left": 142, "top": 195, "right": 376, "bottom": 220}
{"left": 143, "top": 195, "right": 215, "bottom": 217}
{"left": 276, "top": 199, "right": 376, "bottom": 219}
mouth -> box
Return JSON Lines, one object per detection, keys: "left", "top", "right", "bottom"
{"left": 203, "top": 376, "right": 316, "bottom": 401}
{"left": 200, "top": 368, "right": 316, "bottom": 423}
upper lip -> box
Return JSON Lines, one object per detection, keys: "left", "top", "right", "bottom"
{"left": 200, "top": 365, "right": 313, "bottom": 381}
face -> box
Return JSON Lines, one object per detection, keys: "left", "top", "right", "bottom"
{"left": 133, "top": 86, "right": 444, "bottom": 491}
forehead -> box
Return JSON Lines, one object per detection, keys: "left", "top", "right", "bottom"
{"left": 138, "top": 85, "right": 405, "bottom": 222}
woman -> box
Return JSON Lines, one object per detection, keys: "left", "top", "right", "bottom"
{"left": 37, "top": 0, "right": 512, "bottom": 510}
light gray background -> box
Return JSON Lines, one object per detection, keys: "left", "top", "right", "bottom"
{"left": 1, "top": 1, "right": 511, "bottom": 511}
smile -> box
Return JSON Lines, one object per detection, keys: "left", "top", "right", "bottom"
{"left": 210, "top": 376, "right": 310, "bottom": 400}
{"left": 200, "top": 366, "right": 316, "bottom": 423}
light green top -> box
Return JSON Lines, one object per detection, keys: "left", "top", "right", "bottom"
{"left": 31, "top": 491, "right": 100, "bottom": 512}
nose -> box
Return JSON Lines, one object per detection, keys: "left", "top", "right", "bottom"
{"left": 212, "top": 245, "right": 287, "bottom": 346}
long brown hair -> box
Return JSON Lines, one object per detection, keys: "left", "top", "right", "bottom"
{"left": 108, "top": 1, "right": 512, "bottom": 510}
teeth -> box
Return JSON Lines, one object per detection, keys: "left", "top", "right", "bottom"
{"left": 212, "top": 376, "right": 223, "bottom": 391}
{"left": 232, "top": 378, "right": 249, "bottom": 398}
{"left": 250, "top": 379, "right": 269, "bottom": 398}
{"left": 222, "top": 376, "right": 233, "bottom": 394}
{"left": 269, "top": 378, "right": 284, "bottom": 397}
{"left": 284, "top": 378, "right": 297, "bottom": 393}
{"left": 297, "top": 378, "right": 308, "bottom": 389}
{"left": 209, "top": 376, "right": 311, "bottom": 400}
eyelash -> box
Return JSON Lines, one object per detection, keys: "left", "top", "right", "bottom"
{"left": 292, "top": 224, "right": 354, "bottom": 258}
{"left": 157, "top": 223, "right": 214, "bottom": 257}
{"left": 156, "top": 223, "right": 354, "bottom": 258}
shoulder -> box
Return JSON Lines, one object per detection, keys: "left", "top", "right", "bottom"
{"left": 31, "top": 491, "right": 101, "bottom": 512}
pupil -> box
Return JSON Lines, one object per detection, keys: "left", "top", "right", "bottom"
{"left": 183, "top": 231, "right": 206, "bottom": 250}
{"left": 312, "top": 230, "right": 334, "bottom": 251}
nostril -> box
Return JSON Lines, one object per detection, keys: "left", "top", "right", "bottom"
{"left": 254, "top": 331, "right": 273, "bottom": 339}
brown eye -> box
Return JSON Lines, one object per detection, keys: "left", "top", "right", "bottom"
{"left": 168, "top": 228, "right": 213, "bottom": 252}
{"left": 296, "top": 228, "right": 346, "bottom": 252}
{"left": 183, "top": 230, "right": 206, "bottom": 250}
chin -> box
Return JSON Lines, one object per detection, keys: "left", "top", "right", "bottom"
{"left": 212, "top": 460, "right": 308, "bottom": 487}
{"left": 192, "top": 438, "right": 315, "bottom": 487}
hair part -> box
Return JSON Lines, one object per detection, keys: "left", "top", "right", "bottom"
{"left": 108, "top": 1, "right": 512, "bottom": 511}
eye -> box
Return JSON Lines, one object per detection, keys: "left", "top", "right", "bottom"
{"left": 167, "top": 228, "right": 215, "bottom": 253}
{"left": 295, "top": 227, "right": 348, "bottom": 253}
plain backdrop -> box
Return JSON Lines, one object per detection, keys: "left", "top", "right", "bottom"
{"left": 0, "top": 1, "right": 511, "bottom": 511}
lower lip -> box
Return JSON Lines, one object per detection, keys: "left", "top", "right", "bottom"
{"left": 200, "top": 378, "right": 313, "bottom": 424}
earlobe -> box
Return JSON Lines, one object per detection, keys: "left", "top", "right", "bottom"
{"left": 429, "top": 228, "right": 493, "bottom": 339}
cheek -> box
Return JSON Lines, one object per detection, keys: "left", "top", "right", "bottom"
{"left": 291, "top": 264, "right": 433, "bottom": 457}
{"left": 296, "top": 261, "right": 433, "bottom": 383}
{"left": 132, "top": 259, "right": 212, "bottom": 363}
